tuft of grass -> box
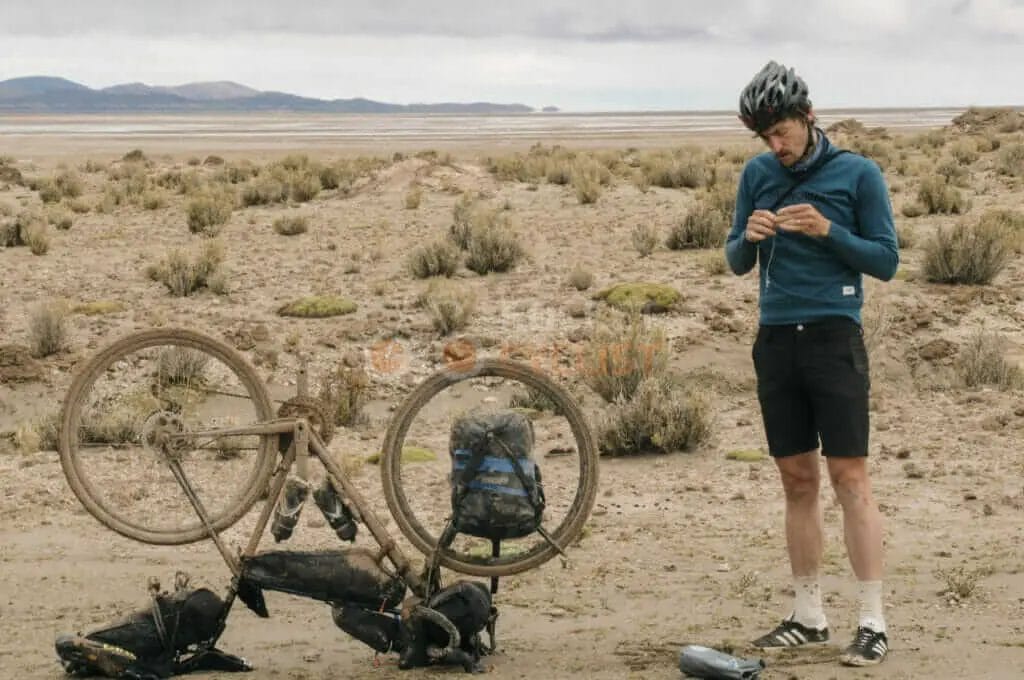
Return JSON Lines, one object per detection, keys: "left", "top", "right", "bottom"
{"left": 631, "top": 224, "right": 659, "bottom": 257}
{"left": 404, "top": 184, "right": 423, "bottom": 209}
{"left": 597, "top": 374, "right": 712, "bottom": 456}
{"left": 272, "top": 215, "right": 309, "bottom": 236}
{"left": 157, "top": 348, "right": 209, "bottom": 387}
{"left": 49, "top": 209, "right": 73, "bottom": 230}
{"left": 21, "top": 217, "right": 51, "bottom": 255}
{"left": 418, "top": 280, "right": 476, "bottom": 336}
{"left": 28, "top": 301, "right": 69, "bottom": 358}
{"left": 955, "top": 329, "right": 1024, "bottom": 390}
{"left": 572, "top": 160, "right": 604, "bottom": 204}
{"left": 699, "top": 252, "right": 729, "bottom": 276}
{"left": 937, "top": 565, "right": 990, "bottom": 599}
{"left": 450, "top": 192, "right": 479, "bottom": 249}
{"left": 917, "top": 175, "right": 970, "bottom": 215}
{"left": 277, "top": 295, "right": 358, "bottom": 318}
{"left": 922, "top": 218, "right": 1012, "bottom": 285}
{"left": 465, "top": 213, "right": 526, "bottom": 274}
{"left": 582, "top": 312, "right": 668, "bottom": 403}
{"left": 319, "top": 364, "right": 370, "bottom": 427}
{"left": 509, "top": 386, "right": 565, "bottom": 415}
{"left": 408, "top": 239, "right": 461, "bottom": 278}
{"left": 123, "top": 149, "right": 147, "bottom": 163}
{"left": 567, "top": 265, "right": 594, "bottom": 291}
{"left": 666, "top": 203, "right": 729, "bottom": 250}
{"left": 141, "top": 191, "right": 167, "bottom": 211}
{"left": 241, "top": 176, "right": 289, "bottom": 206}
{"left": 996, "top": 143, "right": 1024, "bottom": 177}
{"left": 640, "top": 151, "right": 706, "bottom": 189}
{"left": 186, "top": 188, "right": 235, "bottom": 235}
{"left": 146, "top": 241, "right": 225, "bottom": 297}
{"left": 594, "top": 282, "right": 680, "bottom": 311}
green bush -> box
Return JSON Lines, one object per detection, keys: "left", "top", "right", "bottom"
{"left": 465, "top": 213, "right": 525, "bottom": 274}
{"left": 186, "top": 189, "right": 235, "bottom": 235}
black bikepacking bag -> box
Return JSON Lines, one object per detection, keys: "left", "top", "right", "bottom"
{"left": 399, "top": 581, "right": 494, "bottom": 672}
{"left": 237, "top": 547, "right": 407, "bottom": 618}
{"left": 449, "top": 410, "right": 545, "bottom": 540}
{"left": 55, "top": 580, "right": 247, "bottom": 679}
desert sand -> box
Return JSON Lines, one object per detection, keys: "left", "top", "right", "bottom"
{"left": 2, "top": 110, "right": 1024, "bottom": 680}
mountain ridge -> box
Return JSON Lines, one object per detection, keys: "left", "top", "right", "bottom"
{"left": 0, "top": 76, "right": 543, "bottom": 113}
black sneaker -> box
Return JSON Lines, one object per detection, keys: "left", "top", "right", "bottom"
{"left": 752, "top": 618, "right": 829, "bottom": 648}
{"left": 840, "top": 626, "right": 888, "bottom": 666}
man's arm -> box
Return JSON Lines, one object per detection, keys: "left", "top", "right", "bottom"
{"left": 822, "top": 162, "right": 899, "bottom": 281}
{"left": 725, "top": 165, "right": 758, "bottom": 275}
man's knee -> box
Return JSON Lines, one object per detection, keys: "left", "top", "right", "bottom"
{"left": 827, "top": 458, "right": 872, "bottom": 504}
{"left": 777, "top": 452, "right": 821, "bottom": 503}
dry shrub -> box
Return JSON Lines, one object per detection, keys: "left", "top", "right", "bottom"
{"left": 699, "top": 251, "right": 728, "bottom": 276}
{"left": 922, "top": 218, "right": 1012, "bottom": 284}
{"left": 157, "top": 348, "right": 210, "bottom": 387}
{"left": 408, "top": 240, "right": 460, "bottom": 278}
{"left": 465, "top": 212, "right": 525, "bottom": 274}
{"left": 567, "top": 265, "right": 594, "bottom": 291}
{"left": 289, "top": 172, "right": 322, "bottom": 202}
{"left": 22, "top": 219, "right": 50, "bottom": 255}
{"left": 996, "top": 143, "right": 1024, "bottom": 177}
{"left": 220, "top": 161, "right": 259, "bottom": 184}
{"left": 319, "top": 364, "right": 370, "bottom": 427}
{"left": 48, "top": 210, "right": 73, "bottom": 230}
{"left": 123, "top": 149, "right": 147, "bottom": 163}
{"left": 418, "top": 280, "right": 476, "bottom": 336}
{"left": 901, "top": 202, "right": 925, "bottom": 218}
{"left": 639, "top": 150, "right": 706, "bottom": 189}
{"left": 955, "top": 330, "right": 1024, "bottom": 390}
{"left": 147, "top": 241, "right": 225, "bottom": 297}
{"left": 186, "top": 188, "right": 235, "bottom": 235}
{"left": 631, "top": 223, "right": 659, "bottom": 257}
{"left": 450, "top": 192, "right": 479, "bottom": 249}
{"left": 241, "top": 176, "right": 289, "bottom": 206}
{"left": 141, "top": 191, "right": 167, "bottom": 211}
{"left": 28, "top": 300, "right": 68, "bottom": 357}
{"left": 66, "top": 197, "right": 91, "bottom": 214}
{"left": 582, "top": 313, "right": 668, "bottom": 403}
{"left": 404, "top": 184, "right": 423, "bottom": 209}
{"left": 917, "top": 175, "right": 969, "bottom": 215}
{"left": 597, "top": 374, "right": 711, "bottom": 456}
{"left": 896, "top": 225, "right": 916, "bottom": 249}
{"left": 666, "top": 203, "right": 729, "bottom": 250}
{"left": 950, "top": 139, "right": 980, "bottom": 165}
{"left": 273, "top": 215, "right": 309, "bottom": 236}
{"left": 509, "top": 386, "right": 564, "bottom": 415}
{"left": 571, "top": 160, "right": 605, "bottom": 204}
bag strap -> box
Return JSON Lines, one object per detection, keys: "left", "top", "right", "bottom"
{"left": 769, "top": 149, "right": 849, "bottom": 211}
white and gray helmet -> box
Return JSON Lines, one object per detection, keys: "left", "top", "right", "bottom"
{"left": 738, "top": 61, "right": 812, "bottom": 133}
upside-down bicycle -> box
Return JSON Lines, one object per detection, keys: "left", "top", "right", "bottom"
{"left": 57, "top": 327, "right": 599, "bottom": 665}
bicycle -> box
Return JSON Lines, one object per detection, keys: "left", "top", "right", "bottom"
{"left": 57, "top": 327, "right": 599, "bottom": 646}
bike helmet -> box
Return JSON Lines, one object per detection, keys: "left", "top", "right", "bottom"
{"left": 738, "top": 61, "right": 812, "bottom": 133}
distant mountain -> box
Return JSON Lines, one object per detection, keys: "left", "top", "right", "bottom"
{"left": 0, "top": 76, "right": 536, "bottom": 113}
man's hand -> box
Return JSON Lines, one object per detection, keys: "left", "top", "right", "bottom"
{"left": 775, "top": 204, "right": 831, "bottom": 238}
{"left": 744, "top": 209, "right": 778, "bottom": 243}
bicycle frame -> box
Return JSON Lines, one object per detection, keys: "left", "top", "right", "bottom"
{"left": 164, "top": 415, "right": 425, "bottom": 597}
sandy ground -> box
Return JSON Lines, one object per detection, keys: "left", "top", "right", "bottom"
{"left": 2, "top": 113, "right": 1024, "bottom": 679}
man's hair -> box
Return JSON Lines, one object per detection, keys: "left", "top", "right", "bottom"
{"left": 738, "top": 61, "right": 812, "bottom": 133}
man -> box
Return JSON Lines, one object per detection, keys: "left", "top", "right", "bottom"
{"left": 725, "top": 61, "right": 899, "bottom": 667}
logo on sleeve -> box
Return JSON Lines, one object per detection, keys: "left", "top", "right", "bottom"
{"left": 842, "top": 286, "right": 856, "bottom": 296}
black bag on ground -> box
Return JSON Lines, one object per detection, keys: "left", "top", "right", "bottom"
{"left": 237, "top": 548, "right": 407, "bottom": 618}
{"left": 449, "top": 410, "right": 544, "bottom": 540}
{"left": 398, "top": 581, "right": 495, "bottom": 672}
{"left": 55, "top": 579, "right": 248, "bottom": 679}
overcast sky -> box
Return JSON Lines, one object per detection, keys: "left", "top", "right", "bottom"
{"left": 1, "top": 0, "right": 1022, "bottom": 111}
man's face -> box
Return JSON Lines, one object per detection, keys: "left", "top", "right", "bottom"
{"left": 758, "top": 117, "right": 811, "bottom": 167}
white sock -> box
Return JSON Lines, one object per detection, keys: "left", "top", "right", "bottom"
{"left": 858, "top": 580, "right": 886, "bottom": 633}
{"left": 792, "top": 576, "right": 827, "bottom": 630}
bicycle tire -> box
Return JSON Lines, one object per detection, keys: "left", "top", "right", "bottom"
{"left": 381, "top": 358, "right": 598, "bottom": 577}
{"left": 59, "top": 328, "right": 278, "bottom": 545}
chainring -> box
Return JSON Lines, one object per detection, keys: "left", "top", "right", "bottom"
{"left": 277, "top": 396, "right": 336, "bottom": 447}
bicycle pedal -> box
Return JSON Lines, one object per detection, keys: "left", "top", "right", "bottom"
{"left": 271, "top": 478, "right": 310, "bottom": 543}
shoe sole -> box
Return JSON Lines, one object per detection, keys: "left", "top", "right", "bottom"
{"left": 840, "top": 653, "right": 884, "bottom": 666}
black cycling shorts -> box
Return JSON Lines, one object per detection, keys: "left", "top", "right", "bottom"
{"left": 751, "top": 317, "right": 870, "bottom": 458}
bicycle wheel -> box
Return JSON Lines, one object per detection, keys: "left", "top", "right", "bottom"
{"left": 59, "top": 328, "right": 278, "bottom": 545}
{"left": 381, "top": 358, "right": 598, "bottom": 577}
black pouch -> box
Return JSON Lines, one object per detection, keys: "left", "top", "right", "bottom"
{"left": 238, "top": 548, "right": 407, "bottom": 617}
{"left": 331, "top": 605, "right": 402, "bottom": 654}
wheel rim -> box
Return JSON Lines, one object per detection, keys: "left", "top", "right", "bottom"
{"left": 60, "top": 330, "right": 275, "bottom": 544}
{"left": 382, "top": 358, "right": 598, "bottom": 577}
